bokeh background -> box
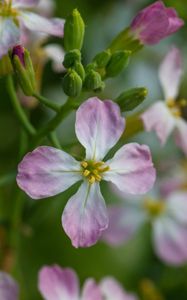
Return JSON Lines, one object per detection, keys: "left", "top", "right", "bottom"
{"left": 1, "top": 0, "right": 187, "bottom": 299}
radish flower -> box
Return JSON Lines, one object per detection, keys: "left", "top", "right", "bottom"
{"left": 0, "top": 272, "right": 19, "bottom": 300}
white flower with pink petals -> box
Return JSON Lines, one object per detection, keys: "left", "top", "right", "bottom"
{"left": 16, "top": 97, "right": 156, "bottom": 248}
{"left": 141, "top": 47, "right": 187, "bottom": 155}
{"left": 0, "top": 0, "right": 64, "bottom": 58}
{"left": 38, "top": 264, "right": 138, "bottom": 300}
{"left": 103, "top": 190, "right": 187, "bottom": 265}
{"left": 0, "top": 271, "right": 19, "bottom": 300}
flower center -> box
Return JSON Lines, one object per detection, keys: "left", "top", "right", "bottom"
{"left": 0, "top": 1, "right": 18, "bottom": 17}
{"left": 166, "top": 98, "right": 187, "bottom": 118}
{"left": 144, "top": 198, "right": 165, "bottom": 218}
{"left": 81, "top": 160, "right": 110, "bottom": 184}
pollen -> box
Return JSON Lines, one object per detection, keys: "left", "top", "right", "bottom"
{"left": 167, "top": 98, "right": 187, "bottom": 118}
{"left": 81, "top": 160, "right": 110, "bottom": 184}
{"left": 144, "top": 198, "right": 165, "bottom": 217}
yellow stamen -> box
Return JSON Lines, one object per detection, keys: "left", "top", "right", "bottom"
{"left": 81, "top": 160, "right": 110, "bottom": 184}
{"left": 83, "top": 170, "right": 90, "bottom": 177}
{"left": 89, "top": 176, "right": 96, "bottom": 184}
{"left": 81, "top": 161, "right": 88, "bottom": 168}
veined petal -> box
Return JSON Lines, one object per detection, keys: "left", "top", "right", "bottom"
{"left": 175, "top": 118, "right": 187, "bottom": 155}
{"left": 16, "top": 146, "right": 82, "bottom": 199}
{"left": 62, "top": 182, "right": 108, "bottom": 248}
{"left": 141, "top": 101, "right": 175, "bottom": 145}
{"left": 75, "top": 97, "right": 125, "bottom": 161}
{"left": 38, "top": 265, "right": 79, "bottom": 300}
{"left": 12, "top": 0, "right": 40, "bottom": 8}
{"left": 0, "top": 18, "right": 20, "bottom": 58}
{"left": 44, "top": 44, "right": 65, "bottom": 73}
{"left": 82, "top": 279, "right": 102, "bottom": 300}
{"left": 153, "top": 216, "right": 187, "bottom": 265}
{"left": 0, "top": 272, "right": 19, "bottom": 300}
{"left": 102, "top": 203, "right": 146, "bottom": 246}
{"left": 100, "top": 277, "right": 138, "bottom": 300}
{"left": 167, "top": 192, "right": 187, "bottom": 224}
{"left": 103, "top": 143, "right": 156, "bottom": 195}
{"left": 20, "top": 12, "right": 64, "bottom": 37}
{"left": 159, "top": 47, "right": 182, "bottom": 100}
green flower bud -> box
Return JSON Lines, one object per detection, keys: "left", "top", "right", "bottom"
{"left": 0, "top": 54, "right": 13, "bottom": 76}
{"left": 116, "top": 87, "right": 148, "bottom": 111}
{"left": 11, "top": 45, "right": 36, "bottom": 96}
{"left": 105, "top": 50, "right": 131, "bottom": 77}
{"left": 74, "top": 61, "right": 85, "bottom": 81}
{"left": 64, "top": 9, "right": 85, "bottom": 51}
{"left": 63, "top": 49, "right": 81, "bottom": 68}
{"left": 62, "top": 69, "right": 82, "bottom": 97}
{"left": 93, "top": 50, "right": 111, "bottom": 68}
{"left": 84, "top": 70, "right": 104, "bottom": 92}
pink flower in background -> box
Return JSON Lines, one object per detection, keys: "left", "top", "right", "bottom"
{"left": 16, "top": 97, "right": 156, "bottom": 248}
{"left": 103, "top": 190, "right": 187, "bottom": 265}
{"left": 0, "top": 272, "right": 19, "bottom": 300}
{"left": 38, "top": 265, "right": 138, "bottom": 300}
{"left": 141, "top": 47, "right": 187, "bottom": 155}
{"left": 130, "top": 1, "right": 184, "bottom": 45}
{"left": 0, "top": 0, "right": 64, "bottom": 58}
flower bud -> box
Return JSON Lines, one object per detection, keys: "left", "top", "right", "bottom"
{"left": 116, "top": 87, "right": 148, "bottom": 111}
{"left": 93, "top": 50, "right": 111, "bottom": 68}
{"left": 84, "top": 70, "right": 104, "bottom": 92}
{"left": 105, "top": 50, "right": 131, "bottom": 77}
{"left": 74, "top": 61, "right": 85, "bottom": 81}
{"left": 63, "top": 49, "right": 81, "bottom": 68}
{"left": 62, "top": 69, "right": 82, "bottom": 97}
{"left": 11, "top": 45, "right": 36, "bottom": 96}
{"left": 64, "top": 9, "right": 85, "bottom": 51}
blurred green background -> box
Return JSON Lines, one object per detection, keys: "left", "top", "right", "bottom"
{"left": 1, "top": 0, "right": 187, "bottom": 299}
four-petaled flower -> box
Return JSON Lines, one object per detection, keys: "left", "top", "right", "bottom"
{"left": 38, "top": 264, "right": 138, "bottom": 300}
{"left": 141, "top": 47, "right": 187, "bottom": 155}
{"left": 130, "top": 1, "right": 184, "bottom": 45}
{"left": 0, "top": 0, "right": 64, "bottom": 58}
{"left": 17, "top": 97, "right": 156, "bottom": 248}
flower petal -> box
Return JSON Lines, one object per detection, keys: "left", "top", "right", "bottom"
{"left": 16, "top": 146, "right": 82, "bottom": 199}
{"left": 159, "top": 47, "right": 183, "bottom": 100}
{"left": 167, "top": 192, "right": 187, "bottom": 224}
{"left": 75, "top": 97, "right": 125, "bottom": 160}
{"left": 82, "top": 279, "right": 102, "bottom": 300}
{"left": 0, "top": 272, "right": 19, "bottom": 300}
{"left": 62, "top": 182, "right": 108, "bottom": 248}
{"left": 38, "top": 265, "right": 79, "bottom": 300}
{"left": 20, "top": 12, "right": 64, "bottom": 37}
{"left": 12, "top": 0, "right": 40, "bottom": 8}
{"left": 103, "top": 143, "right": 156, "bottom": 195}
{"left": 44, "top": 44, "right": 65, "bottom": 73}
{"left": 0, "top": 18, "right": 20, "bottom": 58}
{"left": 102, "top": 203, "right": 146, "bottom": 246}
{"left": 153, "top": 216, "right": 187, "bottom": 265}
{"left": 141, "top": 101, "right": 175, "bottom": 145}
{"left": 175, "top": 118, "right": 187, "bottom": 155}
{"left": 100, "top": 277, "right": 138, "bottom": 300}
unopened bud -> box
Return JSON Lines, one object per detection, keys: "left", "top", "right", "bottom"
{"left": 64, "top": 9, "right": 85, "bottom": 51}
{"left": 74, "top": 61, "right": 85, "bottom": 81}
{"left": 63, "top": 49, "right": 81, "bottom": 68}
{"left": 93, "top": 50, "right": 111, "bottom": 68}
{"left": 116, "top": 87, "right": 148, "bottom": 111}
{"left": 84, "top": 70, "right": 104, "bottom": 92}
{"left": 11, "top": 45, "right": 36, "bottom": 96}
{"left": 106, "top": 50, "right": 131, "bottom": 77}
{"left": 62, "top": 69, "right": 82, "bottom": 97}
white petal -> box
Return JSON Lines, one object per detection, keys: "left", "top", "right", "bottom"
{"left": 0, "top": 18, "right": 20, "bottom": 58}
{"left": 12, "top": 0, "right": 40, "bottom": 8}
{"left": 175, "top": 118, "right": 187, "bottom": 155}
{"left": 44, "top": 44, "right": 65, "bottom": 73}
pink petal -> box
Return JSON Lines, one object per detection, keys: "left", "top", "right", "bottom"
{"left": 75, "top": 97, "right": 125, "bottom": 160}
{"left": 62, "top": 182, "right": 108, "bottom": 248}
{"left": 100, "top": 277, "right": 138, "bottom": 300}
{"left": 167, "top": 192, "right": 187, "bottom": 224}
{"left": 82, "top": 279, "right": 102, "bottom": 300}
{"left": 12, "top": 0, "right": 40, "bottom": 8}
{"left": 153, "top": 217, "right": 187, "bottom": 265}
{"left": 102, "top": 203, "right": 146, "bottom": 246}
{"left": 0, "top": 272, "right": 19, "bottom": 300}
{"left": 0, "top": 18, "right": 20, "bottom": 58}
{"left": 103, "top": 143, "right": 156, "bottom": 195}
{"left": 44, "top": 44, "right": 65, "bottom": 73}
{"left": 175, "top": 118, "right": 187, "bottom": 155}
{"left": 141, "top": 101, "right": 175, "bottom": 145}
{"left": 20, "top": 12, "right": 64, "bottom": 37}
{"left": 16, "top": 146, "right": 82, "bottom": 199}
{"left": 38, "top": 265, "right": 79, "bottom": 300}
{"left": 159, "top": 47, "right": 183, "bottom": 100}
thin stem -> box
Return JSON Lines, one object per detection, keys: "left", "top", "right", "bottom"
{"left": 33, "top": 92, "right": 60, "bottom": 112}
{"left": 6, "top": 76, "right": 36, "bottom": 136}
{"left": 48, "top": 131, "right": 62, "bottom": 149}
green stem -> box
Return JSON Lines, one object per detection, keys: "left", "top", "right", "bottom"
{"left": 48, "top": 131, "right": 62, "bottom": 149}
{"left": 6, "top": 76, "right": 36, "bottom": 136}
{"left": 33, "top": 92, "right": 60, "bottom": 112}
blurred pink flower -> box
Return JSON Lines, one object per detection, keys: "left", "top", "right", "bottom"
{"left": 103, "top": 190, "right": 187, "bottom": 265}
{"left": 38, "top": 264, "right": 138, "bottom": 300}
{"left": 130, "top": 1, "right": 184, "bottom": 45}
{"left": 0, "top": 0, "right": 64, "bottom": 58}
{"left": 16, "top": 97, "right": 156, "bottom": 248}
{"left": 141, "top": 47, "right": 187, "bottom": 155}
{"left": 0, "top": 271, "right": 19, "bottom": 300}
